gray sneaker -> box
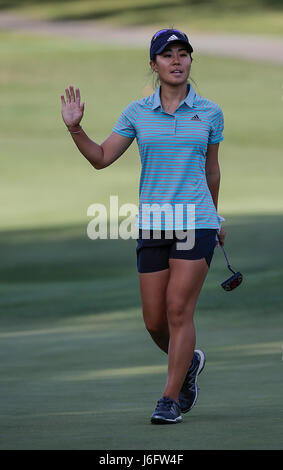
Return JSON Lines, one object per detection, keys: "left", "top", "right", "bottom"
{"left": 178, "top": 349, "right": 206, "bottom": 413}
{"left": 151, "top": 396, "right": 182, "bottom": 424}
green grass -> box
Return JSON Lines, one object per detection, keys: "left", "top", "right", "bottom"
{"left": 0, "top": 31, "right": 283, "bottom": 449}
{"left": 1, "top": 215, "right": 283, "bottom": 450}
{"left": 1, "top": 0, "right": 283, "bottom": 35}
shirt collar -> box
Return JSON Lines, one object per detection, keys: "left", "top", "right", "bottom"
{"left": 152, "top": 83, "right": 196, "bottom": 110}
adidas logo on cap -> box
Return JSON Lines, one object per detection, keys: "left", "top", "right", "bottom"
{"left": 167, "top": 34, "right": 179, "bottom": 42}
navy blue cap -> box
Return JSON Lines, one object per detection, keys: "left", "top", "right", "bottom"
{"left": 150, "top": 29, "right": 193, "bottom": 61}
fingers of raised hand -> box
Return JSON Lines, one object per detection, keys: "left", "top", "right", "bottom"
{"left": 70, "top": 85, "right": 76, "bottom": 102}
{"left": 65, "top": 87, "right": 71, "bottom": 103}
{"left": 63, "top": 86, "right": 81, "bottom": 106}
{"left": 76, "top": 87, "right": 81, "bottom": 106}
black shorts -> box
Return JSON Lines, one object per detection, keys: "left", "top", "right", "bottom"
{"left": 136, "top": 228, "right": 217, "bottom": 273}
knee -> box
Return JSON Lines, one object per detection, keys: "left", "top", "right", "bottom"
{"left": 166, "top": 298, "right": 193, "bottom": 328}
{"left": 144, "top": 315, "right": 168, "bottom": 338}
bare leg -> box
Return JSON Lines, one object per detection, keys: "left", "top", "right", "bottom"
{"left": 139, "top": 269, "right": 170, "bottom": 353}
{"left": 163, "top": 258, "right": 209, "bottom": 401}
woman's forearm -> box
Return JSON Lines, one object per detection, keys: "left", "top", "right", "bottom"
{"left": 206, "top": 171, "right": 220, "bottom": 211}
{"left": 67, "top": 125, "right": 104, "bottom": 170}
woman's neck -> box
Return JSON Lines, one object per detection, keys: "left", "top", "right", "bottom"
{"left": 159, "top": 82, "right": 189, "bottom": 113}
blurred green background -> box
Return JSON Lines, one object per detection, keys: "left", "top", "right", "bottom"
{"left": 0, "top": 0, "right": 283, "bottom": 450}
{"left": 1, "top": 0, "right": 283, "bottom": 34}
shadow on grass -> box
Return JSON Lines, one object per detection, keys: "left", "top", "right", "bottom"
{"left": 0, "top": 213, "right": 282, "bottom": 325}
{"left": 0, "top": 221, "right": 140, "bottom": 323}
{"left": 0, "top": 223, "right": 137, "bottom": 283}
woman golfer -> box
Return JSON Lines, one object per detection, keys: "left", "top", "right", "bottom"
{"left": 61, "top": 28, "right": 226, "bottom": 424}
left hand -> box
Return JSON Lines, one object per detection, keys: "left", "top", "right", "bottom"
{"left": 216, "top": 227, "right": 226, "bottom": 246}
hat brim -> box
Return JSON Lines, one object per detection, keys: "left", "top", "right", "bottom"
{"left": 155, "top": 40, "right": 193, "bottom": 56}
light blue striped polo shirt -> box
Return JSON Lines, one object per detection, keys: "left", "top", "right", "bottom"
{"left": 113, "top": 84, "right": 224, "bottom": 230}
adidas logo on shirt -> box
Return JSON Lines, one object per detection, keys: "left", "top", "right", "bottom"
{"left": 167, "top": 34, "right": 179, "bottom": 42}
{"left": 191, "top": 114, "right": 201, "bottom": 121}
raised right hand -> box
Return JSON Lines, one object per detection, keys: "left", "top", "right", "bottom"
{"left": 61, "top": 85, "right": 85, "bottom": 128}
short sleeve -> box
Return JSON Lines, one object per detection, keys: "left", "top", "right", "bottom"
{"left": 112, "top": 102, "right": 137, "bottom": 139}
{"left": 208, "top": 106, "right": 224, "bottom": 144}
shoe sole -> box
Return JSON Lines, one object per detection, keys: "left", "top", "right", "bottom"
{"left": 180, "top": 349, "right": 206, "bottom": 414}
{"left": 151, "top": 415, "right": 182, "bottom": 425}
